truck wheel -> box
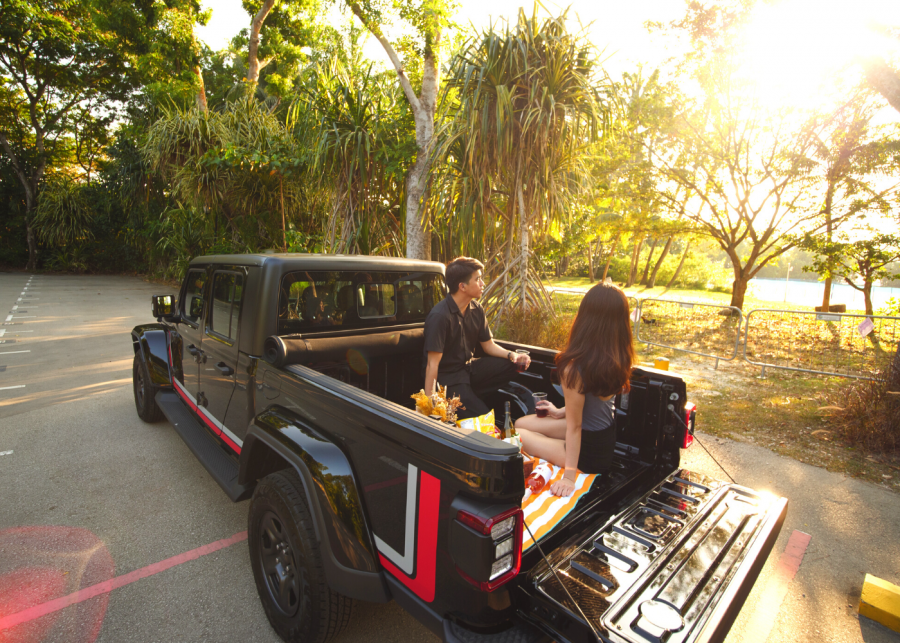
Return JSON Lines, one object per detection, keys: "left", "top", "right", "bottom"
{"left": 133, "top": 353, "right": 164, "bottom": 423}
{"left": 249, "top": 469, "right": 352, "bottom": 643}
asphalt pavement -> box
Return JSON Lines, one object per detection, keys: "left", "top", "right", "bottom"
{"left": 0, "top": 272, "right": 897, "bottom": 643}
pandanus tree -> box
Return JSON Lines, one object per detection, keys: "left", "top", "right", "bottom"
{"left": 432, "top": 6, "right": 609, "bottom": 316}
{"left": 143, "top": 95, "right": 304, "bottom": 252}
{"left": 296, "top": 58, "right": 413, "bottom": 255}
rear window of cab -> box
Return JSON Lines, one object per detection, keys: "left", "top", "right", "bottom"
{"left": 277, "top": 270, "right": 446, "bottom": 335}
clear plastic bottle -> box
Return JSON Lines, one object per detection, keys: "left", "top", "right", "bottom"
{"left": 522, "top": 463, "right": 554, "bottom": 501}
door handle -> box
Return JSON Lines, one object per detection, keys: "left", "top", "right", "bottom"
{"left": 215, "top": 362, "right": 234, "bottom": 376}
{"left": 187, "top": 344, "right": 206, "bottom": 364}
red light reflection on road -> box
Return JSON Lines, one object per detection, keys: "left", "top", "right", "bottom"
{"left": 0, "top": 527, "right": 113, "bottom": 643}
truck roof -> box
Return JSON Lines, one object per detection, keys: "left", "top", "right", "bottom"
{"left": 189, "top": 253, "right": 445, "bottom": 274}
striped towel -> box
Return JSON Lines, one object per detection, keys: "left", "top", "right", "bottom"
{"left": 521, "top": 456, "right": 598, "bottom": 553}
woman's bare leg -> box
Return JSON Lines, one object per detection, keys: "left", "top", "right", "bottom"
{"left": 515, "top": 414, "right": 567, "bottom": 440}
{"left": 517, "top": 429, "right": 567, "bottom": 469}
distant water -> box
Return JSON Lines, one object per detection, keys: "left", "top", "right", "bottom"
{"left": 748, "top": 278, "right": 899, "bottom": 311}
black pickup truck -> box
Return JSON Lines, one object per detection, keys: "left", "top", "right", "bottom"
{"left": 131, "top": 253, "right": 787, "bottom": 643}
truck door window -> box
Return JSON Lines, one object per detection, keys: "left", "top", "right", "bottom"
{"left": 181, "top": 269, "right": 208, "bottom": 326}
{"left": 209, "top": 272, "right": 243, "bottom": 342}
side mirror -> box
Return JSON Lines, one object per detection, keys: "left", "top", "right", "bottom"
{"left": 151, "top": 295, "right": 174, "bottom": 319}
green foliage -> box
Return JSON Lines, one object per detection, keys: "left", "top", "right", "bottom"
{"left": 153, "top": 206, "right": 216, "bottom": 280}
{"left": 798, "top": 230, "right": 900, "bottom": 308}
{"left": 234, "top": 0, "right": 324, "bottom": 100}
{"left": 878, "top": 297, "right": 900, "bottom": 317}
{"left": 492, "top": 306, "right": 574, "bottom": 352}
{"left": 296, "top": 56, "right": 414, "bottom": 254}
{"left": 45, "top": 246, "right": 89, "bottom": 273}
{"left": 33, "top": 177, "right": 94, "bottom": 245}
{"left": 433, "top": 4, "right": 609, "bottom": 314}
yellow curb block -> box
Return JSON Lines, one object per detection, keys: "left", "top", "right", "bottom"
{"left": 860, "top": 574, "right": 900, "bottom": 633}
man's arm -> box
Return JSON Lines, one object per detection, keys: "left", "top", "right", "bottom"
{"left": 480, "top": 339, "right": 531, "bottom": 369}
{"left": 425, "top": 351, "right": 442, "bottom": 395}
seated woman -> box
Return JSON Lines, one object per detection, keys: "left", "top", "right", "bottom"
{"left": 516, "top": 282, "right": 635, "bottom": 497}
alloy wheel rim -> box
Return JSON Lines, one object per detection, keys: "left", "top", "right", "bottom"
{"left": 259, "top": 511, "right": 301, "bottom": 616}
{"left": 135, "top": 363, "right": 145, "bottom": 407}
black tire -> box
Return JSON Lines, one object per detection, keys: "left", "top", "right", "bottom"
{"left": 133, "top": 353, "right": 164, "bottom": 423}
{"left": 249, "top": 469, "right": 352, "bottom": 643}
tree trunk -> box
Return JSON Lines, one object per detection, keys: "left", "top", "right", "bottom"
{"left": 864, "top": 281, "right": 874, "bottom": 316}
{"left": 820, "top": 188, "right": 835, "bottom": 310}
{"left": 560, "top": 254, "right": 570, "bottom": 274}
{"left": 861, "top": 56, "right": 900, "bottom": 113}
{"left": 194, "top": 63, "right": 208, "bottom": 111}
{"left": 516, "top": 172, "right": 528, "bottom": 308}
{"left": 639, "top": 237, "right": 659, "bottom": 285}
{"left": 821, "top": 276, "right": 833, "bottom": 310}
{"left": 665, "top": 239, "right": 691, "bottom": 289}
{"left": 345, "top": 0, "right": 439, "bottom": 261}
{"left": 0, "top": 132, "right": 41, "bottom": 270}
{"left": 626, "top": 237, "right": 643, "bottom": 287}
{"left": 247, "top": 0, "right": 276, "bottom": 85}
{"left": 602, "top": 236, "right": 619, "bottom": 281}
{"left": 405, "top": 112, "right": 434, "bottom": 260}
{"left": 25, "top": 218, "right": 38, "bottom": 271}
{"left": 730, "top": 276, "right": 749, "bottom": 310}
{"left": 647, "top": 236, "right": 673, "bottom": 288}
{"left": 587, "top": 243, "right": 594, "bottom": 283}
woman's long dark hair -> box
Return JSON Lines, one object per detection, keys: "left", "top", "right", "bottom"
{"left": 555, "top": 282, "right": 635, "bottom": 397}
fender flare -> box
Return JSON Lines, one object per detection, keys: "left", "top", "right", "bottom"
{"left": 131, "top": 324, "right": 173, "bottom": 389}
{"left": 240, "top": 407, "right": 390, "bottom": 603}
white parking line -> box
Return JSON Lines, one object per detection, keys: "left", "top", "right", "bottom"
{"left": 0, "top": 385, "right": 25, "bottom": 391}
{"left": 0, "top": 351, "right": 30, "bottom": 355}
{"left": 0, "top": 451, "right": 12, "bottom": 457}
{"left": 11, "top": 316, "right": 35, "bottom": 319}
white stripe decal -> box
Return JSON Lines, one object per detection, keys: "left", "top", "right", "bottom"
{"left": 373, "top": 464, "right": 418, "bottom": 575}
{"left": 172, "top": 375, "right": 243, "bottom": 447}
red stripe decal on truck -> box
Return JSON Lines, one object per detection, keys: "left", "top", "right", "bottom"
{"left": 378, "top": 471, "right": 440, "bottom": 603}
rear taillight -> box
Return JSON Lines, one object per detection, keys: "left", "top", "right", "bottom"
{"left": 682, "top": 402, "right": 696, "bottom": 448}
{"left": 455, "top": 507, "right": 523, "bottom": 591}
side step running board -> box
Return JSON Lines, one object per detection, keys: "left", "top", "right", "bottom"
{"left": 155, "top": 391, "right": 253, "bottom": 502}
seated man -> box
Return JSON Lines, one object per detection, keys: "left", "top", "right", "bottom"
{"left": 423, "top": 257, "right": 530, "bottom": 420}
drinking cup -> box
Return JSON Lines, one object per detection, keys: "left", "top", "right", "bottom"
{"left": 516, "top": 349, "right": 530, "bottom": 372}
{"left": 533, "top": 392, "right": 548, "bottom": 417}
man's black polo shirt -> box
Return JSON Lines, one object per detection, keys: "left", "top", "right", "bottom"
{"left": 423, "top": 295, "right": 492, "bottom": 386}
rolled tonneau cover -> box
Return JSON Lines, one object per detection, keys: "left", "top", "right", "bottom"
{"left": 264, "top": 328, "right": 425, "bottom": 368}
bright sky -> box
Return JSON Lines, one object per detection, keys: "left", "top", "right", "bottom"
{"left": 197, "top": 0, "right": 685, "bottom": 77}
{"left": 198, "top": 0, "right": 900, "bottom": 115}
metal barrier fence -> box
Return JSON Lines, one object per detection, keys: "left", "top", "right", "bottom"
{"left": 743, "top": 309, "right": 900, "bottom": 380}
{"left": 544, "top": 290, "right": 897, "bottom": 380}
{"left": 635, "top": 298, "right": 744, "bottom": 369}
{"left": 547, "top": 288, "right": 639, "bottom": 330}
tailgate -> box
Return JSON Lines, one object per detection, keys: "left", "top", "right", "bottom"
{"left": 517, "top": 469, "right": 787, "bottom": 643}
